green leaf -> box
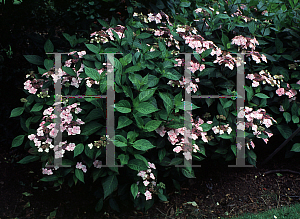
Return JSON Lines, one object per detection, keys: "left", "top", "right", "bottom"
{"left": 162, "top": 69, "right": 182, "bottom": 80}
{"left": 62, "top": 33, "right": 76, "bottom": 47}
{"left": 254, "top": 93, "right": 270, "bottom": 98}
{"left": 275, "top": 37, "right": 283, "bottom": 53}
{"left": 127, "top": 159, "right": 148, "bottom": 171}
{"left": 102, "top": 175, "right": 118, "bottom": 199}
{"left": 40, "top": 175, "right": 58, "bottom": 182}
{"left": 44, "top": 59, "right": 54, "bottom": 71}
{"left": 131, "top": 183, "right": 139, "bottom": 199}
{"left": 74, "top": 143, "right": 84, "bottom": 157}
{"left": 120, "top": 53, "right": 132, "bottom": 66}
{"left": 115, "top": 100, "right": 131, "bottom": 113}
{"left": 145, "top": 120, "right": 162, "bottom": 132}
{"left": 97, "top": 19, "right": 109, "bottom": 28}
{"left": 292, "top": 115, "right": 299, "bottom": 123}
{"left": 283, "top": 112, "right": 291, "bottom": 123}
{"left": 158, "top": 193, "right": 168, "bottom": 201}
{"left": 221, "top": 33, "right": 229, "bottom": 49}
{"left": 125, "top": 65, "right": 142, "bottom": 73}
{"left": 118, "top": 154, "right": 129, "bottom": 165}
{"left": 85, "top": 66, "right": 101, "bottom": 81}
{"left": 135, "top": 102, "right": 159, "bottom": 114}
{"left": 18, "top": 155, "right": 40, "bottom": 164}
{"left": 201, "top": 48, "right": 213, "bottom": 58}
{"left": 139, "top": 88, "right": 156, "bottom": 102}
{"left": 85, "top": 108, "right": 104, "bottom": 123}
{"left": 248, "top": 21, "right": 256, "bottom": 34}
{"left": 85, "top": 43, "right": 100, "bottom": 54}
{"left": 75, "top": 168, "right": 85, "bottom": 183}
{"left": 181, "top": 168, "right": 195, "bottom": 178}
{"left": 132, "top": 139, "right": 156, "bottom": 151}
{"left": 114, "top": 135, "right": 128, "bottom": 147}
{"left": 169, "top": 157, "right": 183, "bottom": 166}
{"left": 223, "top": 100, "right": 233, "bottom": 109}
{"left": 158, "top": 148, "right": 166, "bottom": 162}
{"left": 277, "top": 124, "right": 293, "bottom": 139}
{"left": 244, "top": 85, "right": 254, "bottom": 101}
{"left": 117, "top": 116, "right": 133, "bottom": 129}
{"left": 158, "top": 92, "right": 173, "bottom": 114}
{"left": 12, "top": 135, "right": 25, "bottom": 148}
{"left": 134, "top": 154, "right": 149, "bottom": 167}
{"left": 61, "top": 66, "right": 77, "bottom": 77}
{"left": 24, "top": 55, "right": 44, "bottom": 66}
{"left": 10, "top": 107, "right": 24, "bottom": 117}
{"left": 81, "top": 121, "right": 102, "bottom": 135}
{"left": 95, "top": 198, "right": 104, "bottom": 212}
{"left": 44, "top": 39, "right": 54, "bottom": 53}
{"left": 291, "top": 143, "right": 300, "bottom": 152}
{"left": 136, "top": 33, "right": 152, "bottom": 39}
{"left": 30, "top": 103, "right": 43, "bottom": 112}
{"left": 180, "top": 1, "right": 191, "bottom": 7}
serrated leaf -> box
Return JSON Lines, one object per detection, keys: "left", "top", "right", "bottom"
{"left": 117, "top": 116, "right": 133, "bottom": 129}
{"left": 102, "top": 175, "right": 118, "bottom": 199}
{"left": 135, "top": 102, "right": 159, "bottom": 114}
{"left": 85, "top": 66, "right": 101, "bottom": 81}
{"left": 114, "top": 135, "right": 128, "bottom": 147}
{"left": 145, "top": 120, "right": 162, "bottom": 132}
{"left": 139, "top": 88, "right": 156, "bottom": 102}
{"left": 115, "top": 100, "right": 131, "bottom": 113}
{"left": 127, "top": 159, "right": 148, "bottom": 171}
{"left": 74, "top": 143, "right": 84, "bottom": 157}
{"left": 132, "top": 139, "right": 156, "bottom": 151}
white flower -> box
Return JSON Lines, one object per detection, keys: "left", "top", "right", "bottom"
{"left": 88, "top": 143, "right": 93, "bottom": 149}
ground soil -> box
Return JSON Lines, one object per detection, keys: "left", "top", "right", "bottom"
{"left": 1, "top": 142, "right": 300, "bottom": 219}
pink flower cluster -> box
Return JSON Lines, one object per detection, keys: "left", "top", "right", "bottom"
{"left": 90, "top": 25, "right": 126, "bottom": 44}
{"left": 156, "top": 113, "right": 217, "bottom": 160}
{"left": 93, "top": 160, "right": 102, "bottom": 169}
{"left": 231, "top": 36, "right": 267, "bottom": 64}
{"left": 76, "top": 162, "right": 87, "bottom": 173}
{"left": 237, "top": 106, "right": 276, "bottom": 148}
{"left": 24, "top": 75, "right": 48, "bottom": 95}
{"left": 136, "top": 162, "right": 157, "bottom": 201}
{"left": 246, "top": 70, "right": 298, "bottom": 111}
{"left": 28, "top": 103, "right": 84, "bottom": 174}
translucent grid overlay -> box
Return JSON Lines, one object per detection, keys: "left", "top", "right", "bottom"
{"left": 46, "top": 52, "right": 252, "bottom": 170}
